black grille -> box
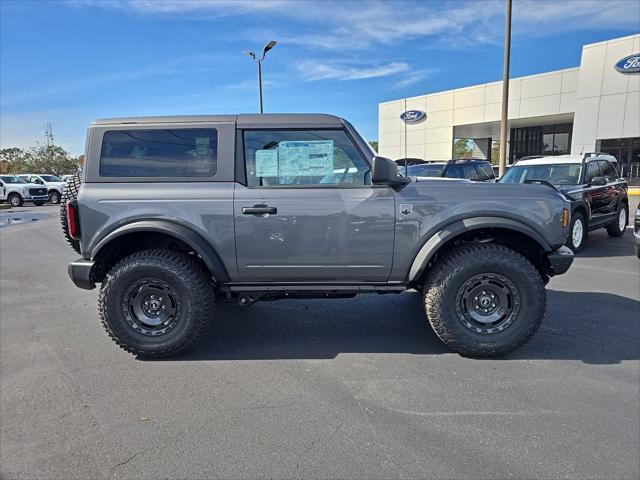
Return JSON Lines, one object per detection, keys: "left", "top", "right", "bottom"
{"left": 29, "top": 188, "right": 47, "bottom": 196}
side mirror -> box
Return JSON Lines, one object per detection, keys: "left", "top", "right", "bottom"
{"left": 590, "top": 176, "right": 607, "bottom": 186}
{"left": 372, "top": 156, "right": 410, "bottom": 187}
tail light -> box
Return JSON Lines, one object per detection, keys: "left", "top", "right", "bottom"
{"left": 66, "top": 200, "right": 80, "bottom": 239}
{"left": 561, "top": 208, "right": 569, "bottom": 228}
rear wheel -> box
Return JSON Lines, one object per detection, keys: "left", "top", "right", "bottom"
{"left": 99, "top": 249, "right": 215, "bottom": 358}
{"left": 8, "top": 193, "right": 23, "bottom": 208}
{"left": 606, "top": 203, "right": 628, "bottom": 237}
{"left": 423, "top": 243, "right": 545, "bottom": 357}
{"left": 566, "top": 211, "right": 586, "bottom": 253}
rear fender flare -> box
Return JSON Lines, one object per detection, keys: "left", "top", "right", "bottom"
{"left": 91, "top": 220, "right": 230, "bottom": 282}
{"left": 408, "top": 217, "right": 552, "bottom": 282}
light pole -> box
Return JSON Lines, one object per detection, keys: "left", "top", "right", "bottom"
{"left": 244, "top": 40, "right": 277, "bottom": 114}
{"left": 498, "top": 0, "right": 512, "bottom": 177}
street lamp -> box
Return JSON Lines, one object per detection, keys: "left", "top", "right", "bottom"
{"left": 244, "top": 40, "right": 277, "bottom": 114}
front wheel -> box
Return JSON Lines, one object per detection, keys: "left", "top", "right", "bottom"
{"left": 423, "top": 243, "right": 545, "bottom": 357}
{"left": 606, "top": 203, "right": 628, "bottom": 237}
{"left": 8, "top": 193, "right": 23, "bottom": 208}
{"left": 99, "top": 249, "right": 215, "bottom": 358}
{"left": 48, "top": 190, "right": 60, "bottom": 204}
{"left": 566, "top": 211, "right": 586, "bottom": 253}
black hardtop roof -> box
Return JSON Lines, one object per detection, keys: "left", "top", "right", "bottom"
{"left": 92, "top": 113, "right": 345, "bottom": 129}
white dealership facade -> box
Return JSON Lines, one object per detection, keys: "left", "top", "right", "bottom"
{"left": 378, "top": 34, "right": 640, "bottom": 179}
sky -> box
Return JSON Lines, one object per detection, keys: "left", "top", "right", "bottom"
{"left": 1, "top": 0, "right": 639, "bottom": 154}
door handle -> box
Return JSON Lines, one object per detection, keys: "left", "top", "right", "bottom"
{"left": 242, "top": 205, "right": 277, "bottom": 215}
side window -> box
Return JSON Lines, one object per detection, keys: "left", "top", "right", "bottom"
{"left": 99, "top": 129, "right": 218, "bottom": 178}
{"left": 463, "top": 164, "right": 480, "bottom": 180}
{"left": 598, "top": 160, "right": 616, "bottom": 180}
{"left": 586, "top": 161, "right": 601, "bottom": 183}
{"left": 243, "top": 129, "right": 370, "bottom": 187}
{"left": 444, "top": 164, "right": 465, "bottom": 179}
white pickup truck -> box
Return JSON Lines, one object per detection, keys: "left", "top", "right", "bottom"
{"left": 18, "top": 174, "right": 65, "bottom": 204}
{"left": 0, "top": 175, "right": 49, "bottom": 207}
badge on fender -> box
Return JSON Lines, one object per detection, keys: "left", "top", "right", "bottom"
{"left": 399, "top": 204, "right": 413, "bottom": 216}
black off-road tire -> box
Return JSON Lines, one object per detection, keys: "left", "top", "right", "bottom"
{"left": 566, "top": 211, "right": 586, "bottom": 253}
{"left": 606, "top": 203, "right": 628, "bottom": 237}
{"left": 8, "top": 193, "right": 23, "bottom": 208}
{"left": 99, "top": 249, "right": 215, "bottom": 358}
{"left": 48, "top": 190, "right": 61, "bottom": 204}
{"left": 60, "top": 172, "right": 82, "bottom": 253}
{"left": 423, "top": 243, "right": 545, "bottom": 357}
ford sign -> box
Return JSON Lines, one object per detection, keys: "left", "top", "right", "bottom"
{"left": 615, "top": 54, "right": 640, "bottom": 74}
{"left": 400, "top": 110, "right": 426, "bottom": 124}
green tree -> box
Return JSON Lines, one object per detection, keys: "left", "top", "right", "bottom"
{"left": 491, "top": 141, "right": 500, "bottom": 164}
{"left": 0, "top": 144, "right": 79, "bottom": 175}
{"left": 368, "top": 140, "right": 378, "bottom": 153}
{"left": 0, "top": 148, "right": 30, "bottom": 174}
{"left": 453, "top": 138, "right": 473, "bottom": 159}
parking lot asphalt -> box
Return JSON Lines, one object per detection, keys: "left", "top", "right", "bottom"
{"left": 1, "top": 203, "right": 639, "bottom": 480}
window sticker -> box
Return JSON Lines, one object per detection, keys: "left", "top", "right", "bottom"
{"left": 255, "top": 149, "right": 279, "bottom": 177}
{"left": 278, "top": 140, "right": 334, "bottom": 177}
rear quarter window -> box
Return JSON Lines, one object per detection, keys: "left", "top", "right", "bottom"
{"left": 99, "top": 128, "right": 218, "bottom": 178}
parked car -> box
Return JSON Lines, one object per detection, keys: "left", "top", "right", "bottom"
{"left": 404, "top": 159, "right": 496, "bottom": 182}
{"left": 61, "top": 175, "right": 73, "bottom": 182}
{"left": 492, "top": 164, "right": 511, "bottom": 179}
{"left": 634, "top": 205, "right": 640, "bottom": 258}
{"left": 63, "top": 113, "right": 573, "bottom": 359}
{"left": 17, "top": 174, "right": 65, "bottom": 204}
{"left": 499, "top": 153, "right": 628, "bottom": 252}
{"left": 0, "top": 175, "right": 48, "bottom": 207}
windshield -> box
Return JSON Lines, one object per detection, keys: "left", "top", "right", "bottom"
{"left": 499, "top": 163, "right": 582, "bottom": 185}
{"left": 40, "top": 175, "right": 62, "bottom": 182}
{"left": 0, "top": 175, "right": 27, "bottom": 184}
{"left": 407, "top": 164, "right": 446, "bottom": 177}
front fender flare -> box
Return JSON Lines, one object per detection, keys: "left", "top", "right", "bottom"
{"left": 91, "top": 220, "right": 230, "bottom": 282}
{"left": 408, "top": 217, "right": 552, "bottom": 282}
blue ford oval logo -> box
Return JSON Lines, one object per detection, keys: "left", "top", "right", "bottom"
{"left": 615, "top": 54, "right": 640, "bottom": 74}
{"left": 400, "top": 110, "right": 426, "bottom": 123}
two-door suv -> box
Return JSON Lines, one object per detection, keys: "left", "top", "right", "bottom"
{"left": 499, "top": 154, "right": 629, "bottom": 252}
{"left": 64, "top": 114, "right": 574, "bottom": 358}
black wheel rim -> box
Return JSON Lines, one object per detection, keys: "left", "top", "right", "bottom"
{"left": 122, "top": 278, "right": 181, "bottom": 336}
{"left": 455, "top": 273, "right": 521, "bottom": 334}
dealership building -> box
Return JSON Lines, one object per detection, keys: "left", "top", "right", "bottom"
{"left": 378, "top": 34, "right": 640, "bottom": 180}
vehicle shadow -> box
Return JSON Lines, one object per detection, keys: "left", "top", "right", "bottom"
{"left": 576, "top": 227, "right": 637, "bottom": 258}
{"left": 168, "top": 289, "right": 639, "bottom": 364}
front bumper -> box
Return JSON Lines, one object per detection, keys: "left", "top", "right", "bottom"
{"left": 546, "top": 246, "right": 574, "bottom": 275}
{"left": 68, "top": 258, "right": 96, "bottom": 290}
{"left": 24, "top": 195, "right": 48, "bottom": 201}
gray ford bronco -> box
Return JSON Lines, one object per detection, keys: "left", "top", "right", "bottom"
{"left": 64, "top": 114, "right": 574, "bottom": 358}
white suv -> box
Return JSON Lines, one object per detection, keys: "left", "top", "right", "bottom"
{"left": 0, "top": 175, "right": 49, "bottom": 207}
{"left": 18, "top": 174, "right": 65, "bottom": 204}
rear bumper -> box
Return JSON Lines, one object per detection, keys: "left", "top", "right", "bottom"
{"left": 68, "top": 258, "right": 96, "bottom": 290}
{"left": 546, "top": 246, "right": 574, "bottom": 275}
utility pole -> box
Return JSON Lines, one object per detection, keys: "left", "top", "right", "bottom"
{"left": 498, "top": 0, "right": 512, "bottom": 177}
{"left": 44, "top": 123, "right": 54, "bottom": 147}
{"left": 244, "top": 41, "right": 277, "bottom": 114}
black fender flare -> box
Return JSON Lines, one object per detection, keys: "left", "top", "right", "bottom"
{"left": 91, "top": 220, "right": 230, "bottom": 282}
{"left": 570, "top": 199, "right": 591, "bottom": 222}
{"left": 408, "top": 216, "right": 552, "bottom": 282}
